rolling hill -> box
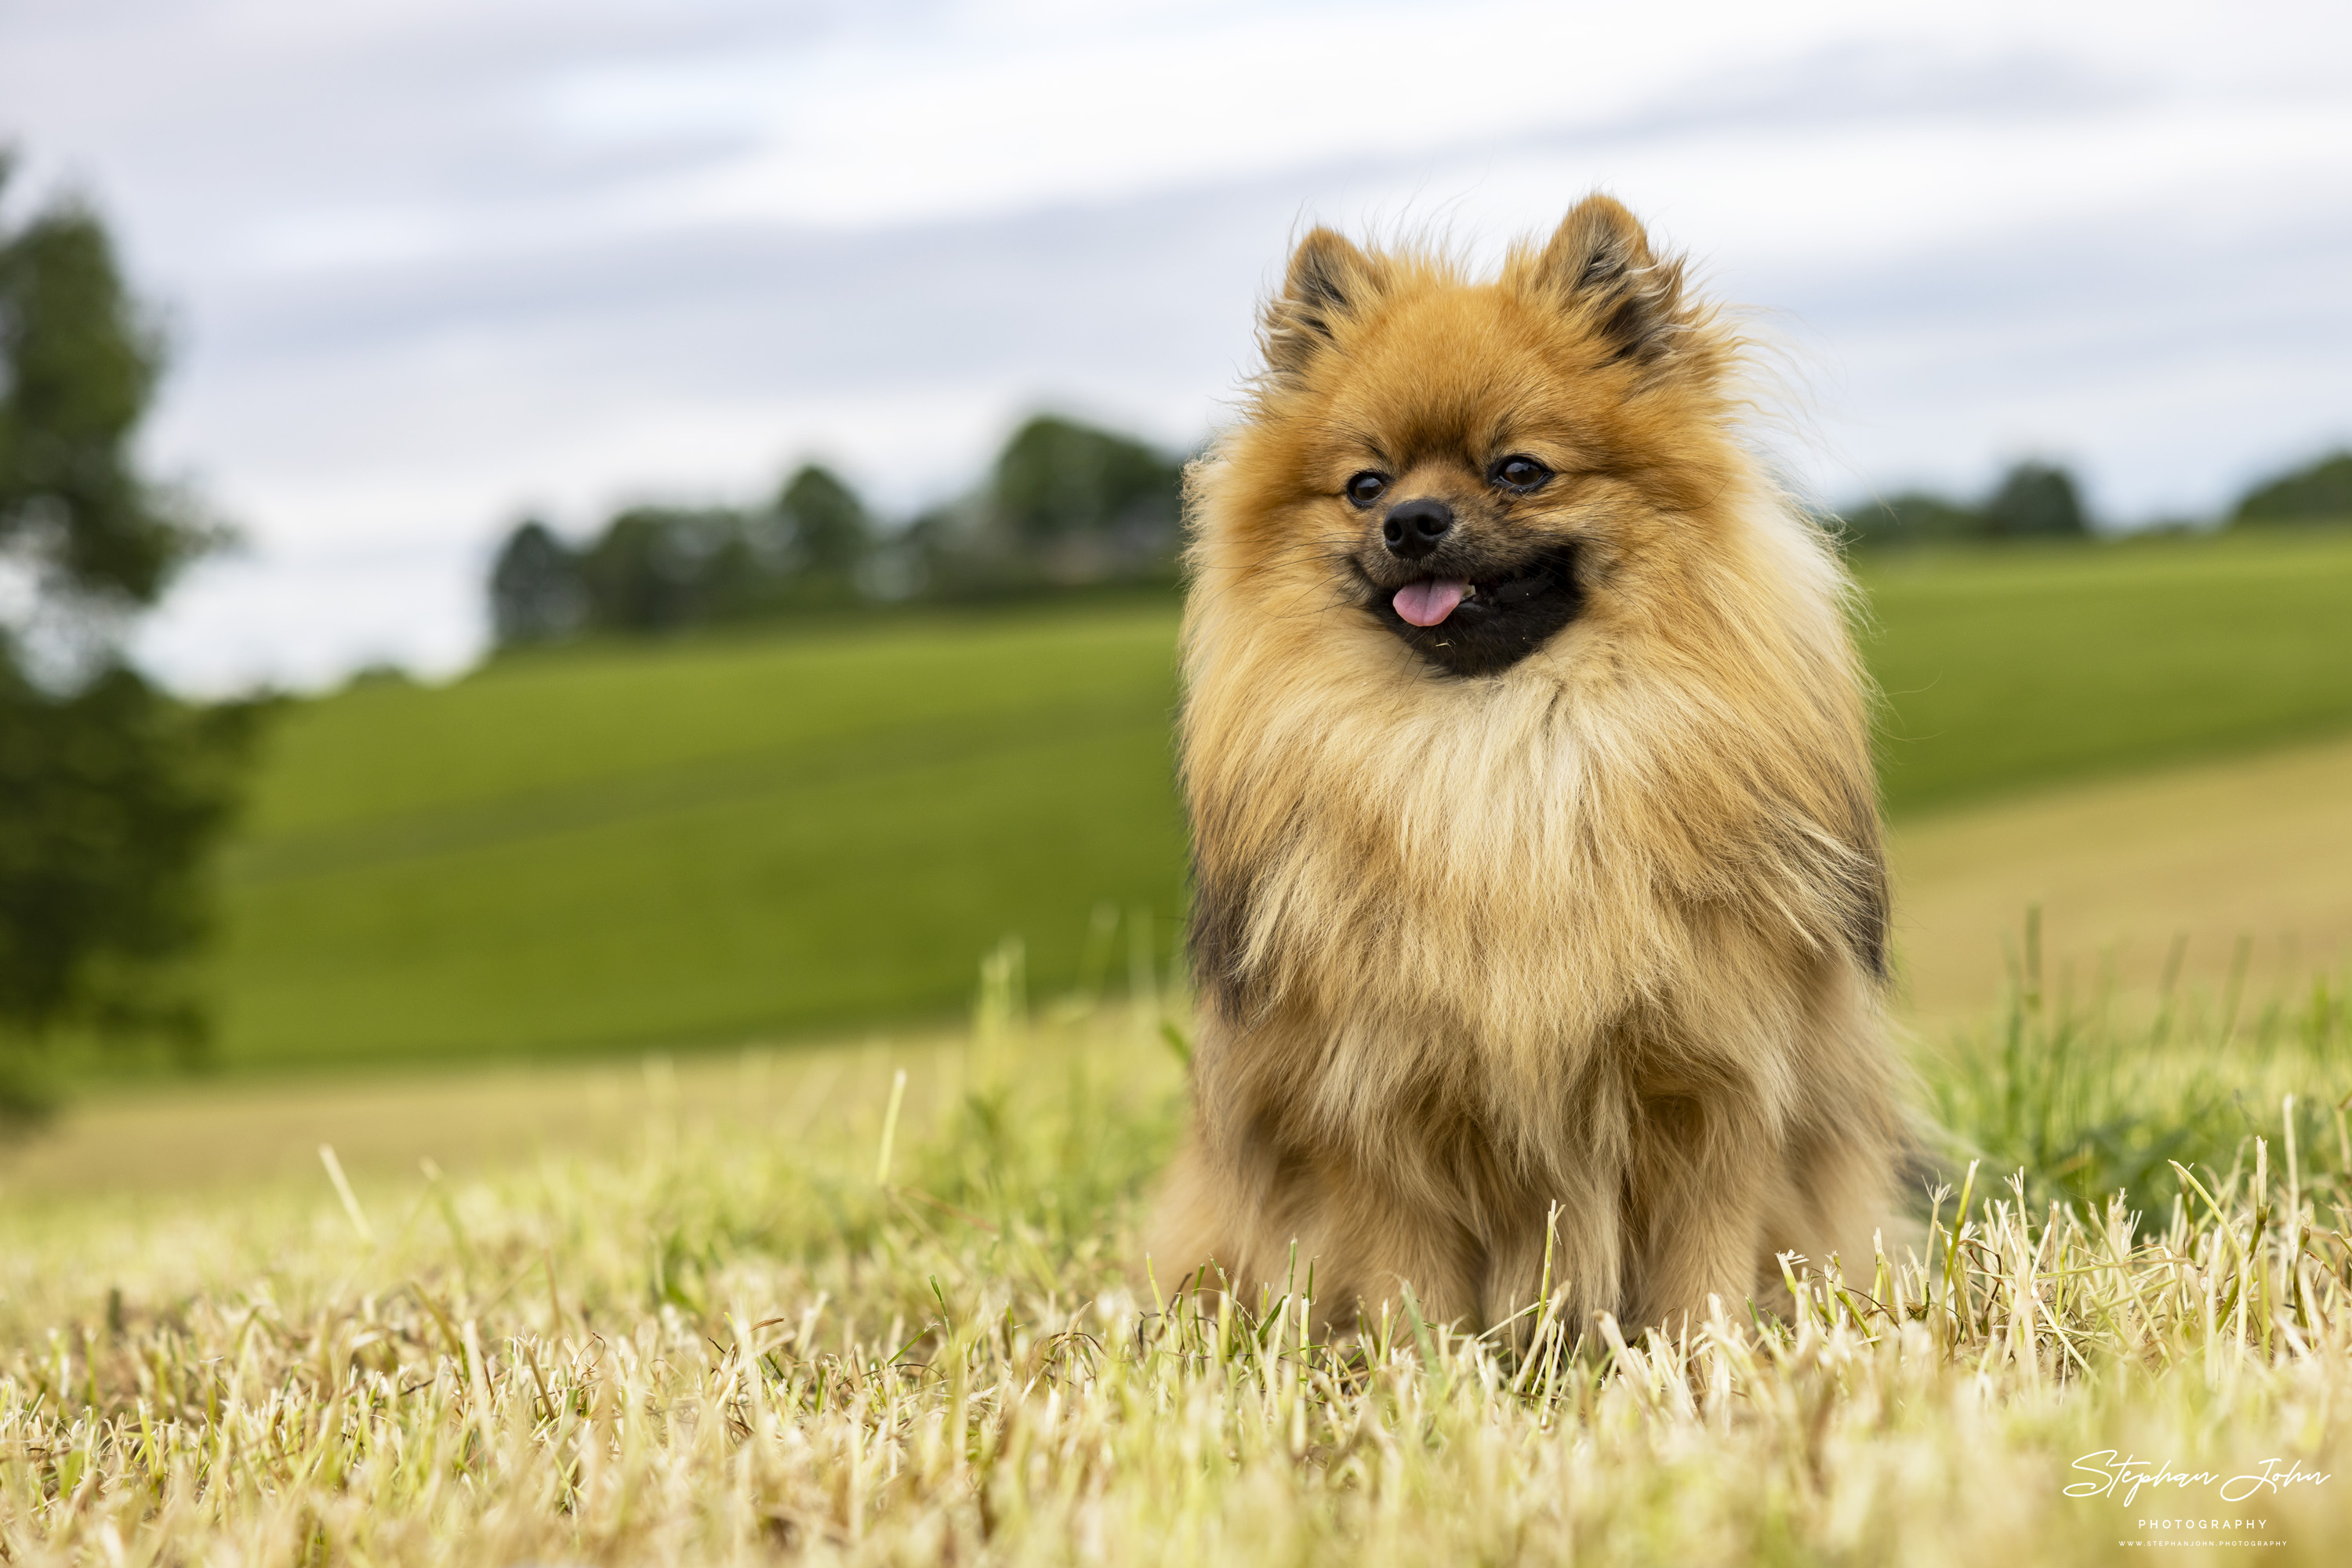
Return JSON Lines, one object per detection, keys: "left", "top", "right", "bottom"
{"left": 191, "top": 530, "right": 2352, "bottom": 1070}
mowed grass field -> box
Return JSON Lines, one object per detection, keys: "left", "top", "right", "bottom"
{"left": 4, "top": 989, "right": 2350, "bottom": 1563}
{"left": 217, "top": 603, "right": 1189, "bottom": 1068}
{"left": 1892, "top": 733, "right": 2352, "bottom": 1018}
{"left": 199, "top": 529, "right": 2352, "bottom": 1071}
{"left": 1863, "top": 532, "right": 2352, "bottom": 808}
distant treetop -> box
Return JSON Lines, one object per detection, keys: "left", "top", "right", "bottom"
{"left": 1843, "top": 446, "right": 2352, "bottom": 550}
{"left": 993, "top": 416, "right": 1180, "bottom": 544}
{"left": 1981, "top": 461, "right": 2089, "bottom": 539}
{"left": 488, "top": 520, "right": 585, "bottom": 646}
{"left": 0, "top": 172, "right": 215, "bottom": 612}
{"left": 482, "top": 416, "right": 1187, "bottom": 649}
{"left": 2232, "top": 450, "right": 2352, "bottom": 527}
{"left": 1842, "top": 459, "right": 2092, "bottom": 549}
{"left": 777, "top": 464, "right": 871, "bottom": 578}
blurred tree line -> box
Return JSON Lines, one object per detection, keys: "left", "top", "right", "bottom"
{"left": 503, "top": 435, "right": 2352, "bottom": 631}
{"left": 488, "top": 415, "right": 1187, "bottom": 646}
{"left": 1844, "top": 448, "right": 2352, "bottom": 549}
{"left": 1843, "top": 459, "right": 2095, "bottom": 546}
{"left": 2230, "top": 450, "right": 2352, "bottom": 527}
{"left": 0, "top": 157, "right": 260, "bottom": 1115}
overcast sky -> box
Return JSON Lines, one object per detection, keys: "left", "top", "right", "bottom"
{"left": 4, "top": 0, "right": 2348, "bottom": 691}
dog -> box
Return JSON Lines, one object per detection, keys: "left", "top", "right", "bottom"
{"left": 1149, "top": 195, "right": 1907, "bottom": 1338}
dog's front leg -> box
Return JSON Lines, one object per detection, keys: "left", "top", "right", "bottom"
{"left": 1282, "top": 1153, "right": 1489, "bottom": 1334}
{"left": 1479, "top": 1162, "right": 1627, "bottom": 1350}
{"left": 1622, "top": 1093, "right": 1774, "bottom": 1335}
{"left": 1148, "top": 1128, "right": 1483, "bottom": 1333}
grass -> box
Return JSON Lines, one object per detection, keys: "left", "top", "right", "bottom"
{"left": 1886, "top": 731, "right": 2352, "bottom": 1018}
{"left": 1926, "top": 908, "right": 2350, "bottom": 1218}
{"left": 4, "top": 960, "right": 2351, "bottom": 1563}
{"left": 1861, "top": 530, "right": 2352, "bottom": 811}
{"left": 183, "top": 528, "right": 2352, "bottom": 1071}
{"left": 213, "top": 604, "right": 1189, "bottom": 1069}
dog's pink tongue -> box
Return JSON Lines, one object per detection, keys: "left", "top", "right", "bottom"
{"left": 1393, "top": 579, "right": 1468, "bottom": 627}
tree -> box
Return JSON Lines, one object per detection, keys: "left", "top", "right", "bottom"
{"left": 576, "top": 506, "right": 741, "bottom": 632}
{"left": 487, "top": 519, "right": 586, "bottom": 646}
{"left": 1841, "top": 491, "right": 1982, "bottom": 548}
{"left": 990, "top": 416, "right": 1182, "bottom": 582}
{"left": 0, "top": 665, "right": 254, "bottom": 1059}
{"left": 1981, "top": 461, "right": 2090, "bottom": 538}
{"left": 0, "top": 158, "right": 259, "bottom": 1114}
{"left": 776, "top": 464, "right": 870, "bottom": 579}
{"left": 533, "top": 470, "right": 879, "bottom": 638}
{"left": 2232, "top": 450, "right": 2352, "bottom": 526}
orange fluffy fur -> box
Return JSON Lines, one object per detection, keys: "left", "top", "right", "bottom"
{"left": 1150, "top": 196, "right": 1907, "bottom": 1337}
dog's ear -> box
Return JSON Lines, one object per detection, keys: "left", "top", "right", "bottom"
{"left": 1262, "top": 227, "right": 1377, "bottom": 381}
{"left": 1530, "top": 195, "right": 1693, "bottom": 369}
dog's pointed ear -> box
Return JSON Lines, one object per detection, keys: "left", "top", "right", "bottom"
{"left": 1530, "top": 195, "right": 1693, "bottom": 369}
{"left": 1262, "top": 227, "right": 1376, "bottom": 381}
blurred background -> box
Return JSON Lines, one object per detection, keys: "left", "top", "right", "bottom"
{"left": 0, "top": 0, "right": 2347, "bottom": 1171}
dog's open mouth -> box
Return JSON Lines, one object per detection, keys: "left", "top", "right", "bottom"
{"left": 1363, "top": 545, "right": 1581, "bottom": 678}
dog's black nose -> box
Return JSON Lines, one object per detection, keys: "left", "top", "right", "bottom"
{"left": 1381, "top": 499, "right": 1453, "bottom": 559}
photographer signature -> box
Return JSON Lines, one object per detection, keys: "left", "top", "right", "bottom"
{"left": 2067, "top": 1450, "right": 2331, "bottom": 1505}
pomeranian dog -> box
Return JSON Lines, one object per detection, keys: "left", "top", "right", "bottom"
{"left": 1150, "top": 195, "right": 1907, "bottom": 1337}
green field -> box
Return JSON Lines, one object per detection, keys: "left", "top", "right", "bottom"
{"left": 1863, "top": 532, "right": 2352, "bottom": 810}
{"left": 197, "top": 530, "right": 2352, "bottom": 1071}
{"left": 215, "top": 604, "right": 1189, "bottom": 1069}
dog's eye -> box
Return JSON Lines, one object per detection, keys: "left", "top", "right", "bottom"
{"left": 1345, "top": 471, "right": 1388, "bottom": 507}
{"left": 1493, "top": 456, "right": 1551, "bottom": 492}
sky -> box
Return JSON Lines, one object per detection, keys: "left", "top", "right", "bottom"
{"left": 2, "top": 0, "right": 2347, "bottom": 692}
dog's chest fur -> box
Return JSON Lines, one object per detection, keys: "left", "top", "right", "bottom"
{"left": 1183, "top": 637, "right": 1843, "bottom": 1170}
